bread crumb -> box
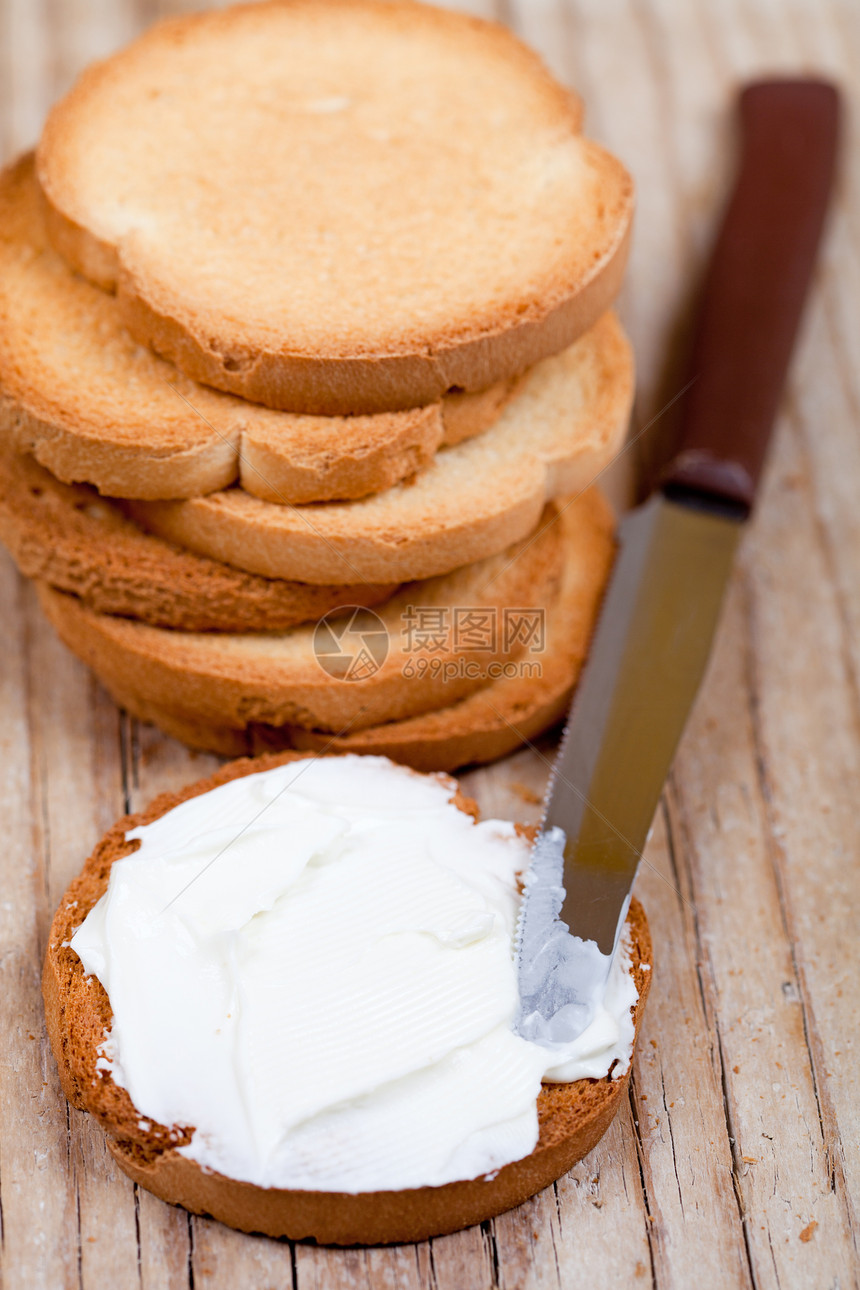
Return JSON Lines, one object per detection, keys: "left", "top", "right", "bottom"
{"left": 799, "top": 1220, "right": 817, "bottom": 1243}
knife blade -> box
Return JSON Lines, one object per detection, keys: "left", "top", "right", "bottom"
{"left": 515, "top": 78, "right": 840, "bottom": 1047}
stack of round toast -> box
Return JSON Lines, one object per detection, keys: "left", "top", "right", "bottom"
{"left": 0, "top": 0, "right": 634, "bottom": 770}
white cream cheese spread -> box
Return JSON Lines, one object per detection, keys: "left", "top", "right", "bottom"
{"left": 71, "top": 755, "right": 638, "bottom": 1193}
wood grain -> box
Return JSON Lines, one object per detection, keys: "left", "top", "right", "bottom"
{"left": 1, "top": 1, "right": 858, "bottom": 1287}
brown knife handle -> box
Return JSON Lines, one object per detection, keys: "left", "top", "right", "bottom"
{"left": 661, "top": 79, "right": 840, "bottom": 516}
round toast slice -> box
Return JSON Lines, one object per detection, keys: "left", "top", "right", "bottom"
{"left": 90, "top": 653, "right": 578, "bottom": 768}
{"left": 0, "top": 155, "right": 516, "bottom": 503}
{"left": 240, "top": 372, "right": 523, "bottom": 504}
{"left": 37, "top": 488, "right": 614, "bottom": 752}
{"left": 35, "top": 493, "right": 582, "bottom": 734}
{"left": 36, "top": 0, "right": 632, "bottom": 415}
{"left": 43, "top": 750, "right": 651, "bottom": 1244}
{"left": 0, "top": 450, "right": 396, "bottom": 632}
{"left": 87, "top": 489, "right": 613, "bottom": 768}
{"left": 127, "top": 313, "right": 633, "bottom": 585}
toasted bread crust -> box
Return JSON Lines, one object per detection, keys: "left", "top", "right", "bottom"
{"left": 89, "top": 671, "right": 576, "bottom": 767}
{"left": 0, "top": 156, "right": 514, "bottom": 504}
{"left": 36, "top": 499, "right": 571, "bottom": 733}
{"left": 127, "top": 314, "right": 633, "bottom": 585}
{"left": 239, "top": 376, "right": 523, "bottom": 504}
{"left": 0, "top": 451, "right": 396, "bottom": 631}
{"left": 113, "top": 209, "right": 631, "bottom": 416}
{"left": 36, "top": 0, "right": 631, "bottom": 414}
{"left": 43, "top": 749, "right": 650, "bottom": 1244}
{"left": 37, "top": 489, "right": 615, "bottom": 759}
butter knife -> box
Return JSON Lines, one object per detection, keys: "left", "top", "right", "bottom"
{"left": 515, "top": 79, "right": 840, "bottom": 1046}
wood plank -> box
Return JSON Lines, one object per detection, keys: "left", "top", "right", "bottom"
{"left": 629, "top": 806, "right": 753, "bottom": 1290}
{"left": 44, "top": 0, "right": 139, "bottom": 101}
{"left": 189, "top": 1215, "right": 295, "bottom": 1287}
{"left": 19, "top": 580, "right": 143, "bottom": 1290}
{"left": 0, "top": 556, "right": 80, "bottom": 1289}
{"left": 743, "top": 417, "right": 860, "bottom": 1228}
{"left": 664, "top": 434, "right": 859, "bottom": 1286}
{"left": 135, "top": 1193, "right": 196, "bottom": 1290}
{"left": 688, "top": 0, "right": 860, "bottom": 1268}
{"left": 0, "top": 0, "right": 52, "bottom": 155}
{"left": 491, "top": 1116, "right": 653, "bottom": 1290}
{"left": 294, "top": 1240, "right": 435, "bottom": 1290}
{"left": 424, "top": 1226, "right": 497, "bottom": 1289}
{"left": 541, "top": 0, "right": 683, "bottom": 417}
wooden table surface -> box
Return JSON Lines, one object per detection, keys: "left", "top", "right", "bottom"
{"left": 2, "top": 0, "right": 859, "bottom": 1286}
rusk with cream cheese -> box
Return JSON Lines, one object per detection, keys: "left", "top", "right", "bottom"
{"left": 43, "top": 751, "right": 651, "bottom": 1243}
